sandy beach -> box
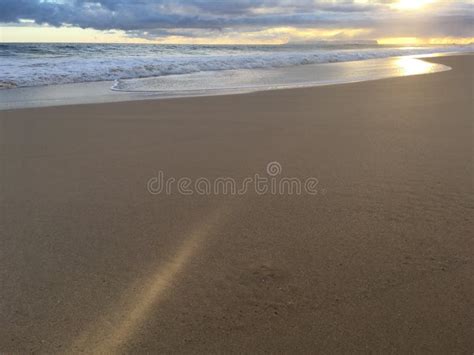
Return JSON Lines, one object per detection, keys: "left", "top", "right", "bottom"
{"left": 0, "top": 55, "right": 472, "bottom": 353}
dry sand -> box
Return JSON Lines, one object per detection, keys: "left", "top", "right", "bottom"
{"left": 0, "top": 55, "right": 473, "bottom": 353}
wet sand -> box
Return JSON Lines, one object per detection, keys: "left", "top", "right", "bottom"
{"left": 0, "top": 55, "right": 473, "bottom": 353}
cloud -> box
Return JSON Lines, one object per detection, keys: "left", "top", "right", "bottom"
{"left": 0, "top": 0, "right": 472, "bottom": 40}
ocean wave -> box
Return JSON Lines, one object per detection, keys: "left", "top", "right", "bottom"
{"left": 0, "top": 44, "right": 472, "bottom": 88}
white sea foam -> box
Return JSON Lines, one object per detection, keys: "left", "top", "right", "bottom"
{"left": 111, "top": 56, "right": 451, "bottom": 94}
{"left": 0, "top": 56, "right": 453, "bottom": 111}
{"left": 0, "top": 43, "right": 472, "bottom": 88}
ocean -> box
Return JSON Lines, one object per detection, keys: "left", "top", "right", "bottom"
{"left": 0, "top": 42, "right": 472, "bottom": 109}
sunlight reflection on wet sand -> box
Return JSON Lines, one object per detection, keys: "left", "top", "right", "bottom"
{"left": 394, "top": 57, "right": 442, "bottom": 76}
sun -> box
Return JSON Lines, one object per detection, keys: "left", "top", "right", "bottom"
{"left": 392, "top": 0, "right": 434, "bottom": 10}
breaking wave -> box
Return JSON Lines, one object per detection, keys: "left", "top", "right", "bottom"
{"left": 0, "top": 43, "right": 472, "bottom": 88}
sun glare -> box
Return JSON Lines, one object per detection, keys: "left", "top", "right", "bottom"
{"left": 392, "top": 0, "right": 434, "bottom": 10}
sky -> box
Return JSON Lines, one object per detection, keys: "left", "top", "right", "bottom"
{"left": 0, "top": 0, "right": 472, "bottom": 44}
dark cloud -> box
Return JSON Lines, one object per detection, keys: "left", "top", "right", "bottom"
{"left": 0, "top": 0, "right": 472, "bottom": 39}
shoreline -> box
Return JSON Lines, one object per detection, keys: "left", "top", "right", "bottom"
{"left": 1, "top": 55, "right": 473, "bottom": 353}
{"left": 2, "top": 53, "right": 471, "bottom": 111}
